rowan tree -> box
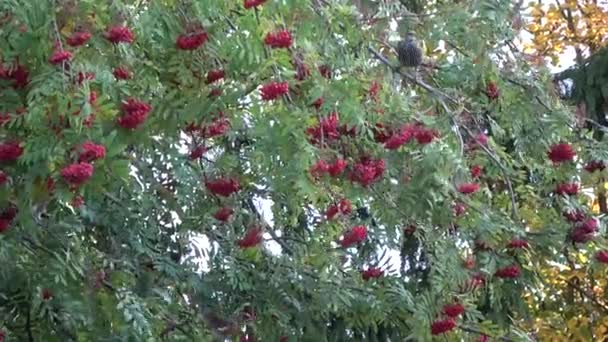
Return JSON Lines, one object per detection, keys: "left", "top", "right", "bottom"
{"left": 0, "top": 0, "right": 606, "bottom": 341}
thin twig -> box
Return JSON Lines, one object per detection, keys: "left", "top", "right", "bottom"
{"left": 459, "top": 326, "right": 514, "bottom": 342}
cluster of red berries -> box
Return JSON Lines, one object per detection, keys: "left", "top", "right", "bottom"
{"left": 548, "top": 143, "right": 576, "bottom": 164}
{"left": 340, "top": 225, "right": 367, "bottom": 248}
{"left": 66, "top": 31, "right": 92, "bottom": 47}
{"left": 306, "top": 112, "right": 341, "bottom": 145}
{"left": 185, "top": 114, "right": 231, "bottom": 139}
{"left": 0, "top": 206, "right": 17, "bottom": 233}
{"left": 184, "top": 114, "right": 231, "bottom": 160}
{"left": 78, "top": 141, "right": 106, "bottom": 163}
{"left": 237, "top": 226, "right": 263, "bottom": 249}
{"left": 117, "top": 98, "right": 152, "bottom": 129}
{"left": 294, "top": 60, "right": 311, "bottom": 81}
{"left": 214, "top": 207, "right": 234, "bottom": 222}
{"left": 349, "top": 157, "right": 385, "bottom": 187}
{"left": 260, "top": 81, "right": 289, "bottom": 101}
{"left": 176, "top": 30, "right": 208, "bottom": 50}
{"left": 318, "top": 65, "right": 332, "bottom": 79}
{"left": 61, "top": 162, "right": 94, "bottom": 187}
{"left": 430, "top": 319, "right": 456, "bottom": 335}
{"left": 457, "top": 183, "right": 480, "bottom": 195}
{"left": 244, "top": 0, "right": 267, "bottom": 9}
{"left": 584, "top": 160, "right": 605, "bottom": 173}
{"left": 361, "top": 267, "right": 383, "bottom": 281}
{"left": 325, "top": 199, "right": 352, "bottom": 220}
{"left": 555, "top": 182, "right": 579, "bottom": 196}
{"left": 0, "top": 63, "right": 29, "bottom": 88}
{"left": 368, "top": 81, "right": 381, "bottom": 101}
{"left": 470, "top": 165, "right": 483, "bottom": 178}
{"left": 205, "top": 177, "right": 241, "bottom": 197}
{"left": 596, "top": 251, "right": 608, "bottom": 264}
{"left": 0, "top": 141, "right": 23, "bottom": 162}
{"left": 506, "top": 238, "right": 529, "bottom": 249}
{"left": 570, "top": 217, "right": 599, "bottom": 243}
{"left": 49, "top": 49, "right": 73, "bottom": 65}
{"left": 264, "top": 30, "right": 292, "bottom": 49}
{"left": 310, "top": 158, "right": 347, "bottom": 178}
{"left": 113, "top": 66, "right": 131, "bottom": 80}
{"left": 430, "top": 302, "right": 465, "bottom": 335}
{"left": 485, "top": 82, "right": 499, "bottom": 100}
{"left": 381, "top": 123, "right": 438, "bottom": 149}
{"left": 105, "top": 26, "right": 135, "bottom": 44}
{"left": 206, "top": 69, "right": 225, "bottom": 84}
{"left": 495, "top": 264, "right": 521, "bottom": 279}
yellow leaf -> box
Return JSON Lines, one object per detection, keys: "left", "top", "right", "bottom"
{"left": 60, "top": 19, "right": 74, "bottom": 36}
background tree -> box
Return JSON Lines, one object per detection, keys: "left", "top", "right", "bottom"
{"left": 0, "top": 0, "right": 605, "bottom": 341}
{"left": 521, "top": 2, "right": 608, "bottom": 340}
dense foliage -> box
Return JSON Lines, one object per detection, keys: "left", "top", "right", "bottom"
{"left": 0, "top": 0, "right": 607, "bottom": 341}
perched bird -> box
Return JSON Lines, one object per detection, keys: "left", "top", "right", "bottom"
{"left": 397, "top": 32, "right": 423, "bottom": 67}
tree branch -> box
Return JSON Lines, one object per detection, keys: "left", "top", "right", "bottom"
{"left": 564, "top": 278, "right": 608, "bottom": 314}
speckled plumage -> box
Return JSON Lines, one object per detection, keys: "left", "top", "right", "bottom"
{"left": 397, "top": 32, "right": 423, "bottom": 67}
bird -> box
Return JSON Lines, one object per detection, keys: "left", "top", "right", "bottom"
{"left": 397, "top": 32, "right": 423, "bottom": 68}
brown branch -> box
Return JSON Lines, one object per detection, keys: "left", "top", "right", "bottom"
{"left": 564, "top": 278, "right": 608, "bottom": 314}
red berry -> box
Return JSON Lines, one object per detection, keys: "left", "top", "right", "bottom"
{"left": 71, "top": 195, "right": 85, "bottom": 208}
{"left": 548, "top": 143, "right": 576, "bottom": 164}
{"left": 213, "top": 207, "right": 234, "bottom": 222}
{"left": 442, "top": 302, "right": 465, "bottom": 318}
{"left": 457, "top": 183, "right": 480, "bottom": 195}
{"left": 470, "top": 165, "right": 483, "bottom": 178}
{"left": 78, "top": 141, "right": 106, "bottom": 163}
{"left": 340, "top": 225, "right": 367, "bottom": 248}
{"left": 113, "top": 66, "right": 131, "bottom": 80}
{"left": 596, "top": 251, "right": 608, "bottom": 264}
{"left": 318, "top": 65, "right": 332, "bottom": 79}
{"left": 264, "top": 30, "right": 293, "bottom": 49}
{"left": 349, "top": 157, "right": 385, "bottom": 187}
{"left": 49, "top": 50, "right": 73, "bottom": 65}
{"left": 506, "top": 238, "right": 529, "bottom": 249}
{"left": 555, "top": 182, "right": 579, "bottom": 196}
{"left": 368, "top": 81, "right": 381, "bottom": 100}
{"left": 311, "top": 97, "right": 324, "bottom": 109}
{"left": 66, "top": 31, "right": 92, "bottom": 47}
{"left": 584, "top": 160, "right": 605, "bottom": 173}
{"left": 0, "top": 141, "right": 23, "bottom": 162}
{"left": 430, "top": 319, "right": 456, "bottom": 335}
{"left": 237, "top": 226, "right": 263, "bottom": 249}
{"left": 41, "top": 288, "right": 54, "bottom": 300}
{"left": 495, "top": 265, "right": 521, "bottom": 279}
{"left": 61, "top": 162, "right": 94, "bottom": 186}
{"left": 205, "top": 69, "right": 225, "bottom": 84}
{"left": 306, "top": 112, "right": 341, "bottom": 145}
{"left": 117, "top": 98, "right": 152, "bottom": 129}
{"left": 361, "top": 267, "right": 384, "bottom": 281}
{"left": 205, "top": 177, "right": 241, "bottom": 197}
{"left": 328, "top": 159, "right": 347, "bottom": 177}
{"left": 189, "top": 145, "right": 208, "bottom": 160}
{"left": 260, "top": 81, "right": 289, "bottom": 101}
{"left": 105, "top": 26, "right": 135, "bottom": 44}
{"left": 244, "top": 0, "right": 267, "bottom": 9}
{"left": 486, "top": 82, "right": 499, "bottom": 100}
{"left": 176, "top": 30, "right": 208, "bottom": 50}
{"left": 310, "top": 159, "right": 330, "bottom": 178}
